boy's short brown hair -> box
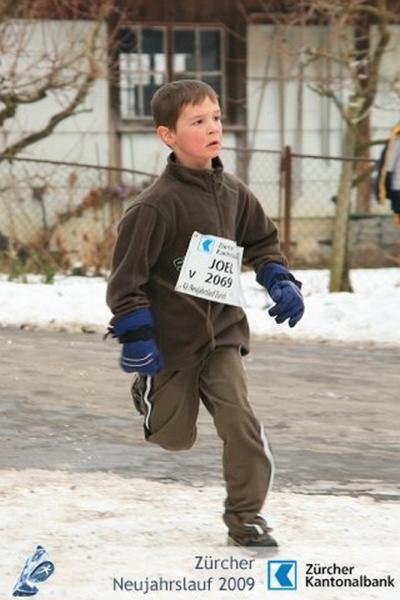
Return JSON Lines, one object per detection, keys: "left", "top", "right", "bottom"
{"left": 151, "top": 79, "right": 219, "bottom": 130}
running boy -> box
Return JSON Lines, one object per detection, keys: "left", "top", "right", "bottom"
{"left": 106, "top": 80, "right": 304, "bottom": 548}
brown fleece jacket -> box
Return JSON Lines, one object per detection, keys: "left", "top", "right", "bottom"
{"left": 106, "top": 153, "right": 287, "bottom": 370}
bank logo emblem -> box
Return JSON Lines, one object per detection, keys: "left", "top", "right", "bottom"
{"left": 198, "top": 236, "right": 214, "bottom": 253}
{"left": 12, "top": 545, "right": 55, "bottom": 597}
{"left": 267, "top": 560, "right": 297, "bottom": 590}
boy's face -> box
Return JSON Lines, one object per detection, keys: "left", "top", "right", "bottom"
{"left": 157, "top": 96, "right": 222, "bottom": 170}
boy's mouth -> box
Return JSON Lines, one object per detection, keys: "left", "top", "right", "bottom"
{"left": 207, "top": 140, "right": 220, "bottom": 148}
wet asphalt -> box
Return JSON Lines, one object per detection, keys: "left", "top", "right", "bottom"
{"left": 1, "top": 328, "right": 398, "bottom": 501}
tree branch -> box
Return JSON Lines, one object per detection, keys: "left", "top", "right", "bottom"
{"left": 302, "top": 45, "right": 350, "bottom": 69}
{"left": 360, "top": 0, "right": 391, "bottom": 114}
{"left": 0, "top": 88, "right": 47, "bottom": 106}
{"left": 0, "top": 73, "right": 94, "bottom": 159}
{"left": 352, "top": 163, "right": 376, "bottom": 187}
{"left": 0, "top": 3, "right": 111, "bottom": 158}
{"left": 357, "top": 137, "right": 390, "bottom": 152}
{"left": 0, "top": 95, "right": 17, "bottom": 126}
{"left": 306, "top": 82, "right": 350, "bottom": 124}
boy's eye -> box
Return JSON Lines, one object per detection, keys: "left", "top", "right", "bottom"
{"left": 214, "top": 115, "right": 221, "bottom": 121}
{"left": 195, "top": 119, "right": 203, "bottom": 124}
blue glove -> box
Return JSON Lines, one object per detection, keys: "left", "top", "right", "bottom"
{"left": 112, "top": 308, "right": 164, "bottom": 375}
{"left": 257, "top": 262, "right": 305, "bottom": 328}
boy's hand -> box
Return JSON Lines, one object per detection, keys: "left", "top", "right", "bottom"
{"left": 120, "top": 338, "right": 163, "bottom": 375}
{"left": 257, "top": 262, "right": 305, "bottom": 328}
{"left": 267, "top": 280, "right": 304, "bottom": 328}
{"left": 112, "top": 308, "right": 164, "bottom": 376}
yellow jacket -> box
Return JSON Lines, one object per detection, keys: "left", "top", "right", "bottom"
{"left": 378, "top": 123, "right": 400, "bottom": 225}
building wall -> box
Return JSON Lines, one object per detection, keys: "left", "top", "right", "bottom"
{"left": 371, "top": 25, "right": 400, "bottom": 141}
{"left": 247, "top": 24, "right": 400, "bottom": 156}
{"left": 246, "top": 24, "right": 399, "bottom": 221}
{"left": 247, "top": 25, "right": 345, "bottom": 156}
{"left": 3, "top": 19, "right": 399, "bottom": 170}
{"left": 1, "top": 17, "right": 398, "bottom": 266}
{"left": 0, "top": 20, "right": 110, "bottom": 165}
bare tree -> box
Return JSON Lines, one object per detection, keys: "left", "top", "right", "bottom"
{"left": 243, "top": 0, "right": 397, "bottom": 291}
{"left": 300, "top": 0, "right": 393, "bottom": 291}
{"left": 0, "top": 0, "right": 121, "bottom": 159}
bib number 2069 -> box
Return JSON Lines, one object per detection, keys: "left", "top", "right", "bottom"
{"left": 205, "top": 258, "right": 233, "bottom": 288}
{"left": 205, "top": 272, "right": 233, "bottom": 288}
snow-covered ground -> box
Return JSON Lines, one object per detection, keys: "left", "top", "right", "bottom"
{"left": 1, "top": 268, "right": 399, "bottom": 345}
{"left": 1, "top": 269, "right": 399, "bottom": 599}
{"left": 1, "top": 470, "right": 399, "bottom": 600}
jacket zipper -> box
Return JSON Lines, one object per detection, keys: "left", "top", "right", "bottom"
{"left": 208, "top": 175, "right": 223, "bottom": 351}
{"left": 211, "top": 175, "right": 226, "bottom": 236}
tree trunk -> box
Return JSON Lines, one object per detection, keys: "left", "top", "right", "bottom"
{"left": 355, "top": 114, "right": 372, "bottom": 213}
{"left": 329, "top": 122, "right": 357, "bottom": 292}
{"left": 354, "top": 18, "right": 372, "bottom": 213}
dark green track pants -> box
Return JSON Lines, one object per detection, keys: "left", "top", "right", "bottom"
{"left": 140, "top": 345, "right": 274, "bottom": 540}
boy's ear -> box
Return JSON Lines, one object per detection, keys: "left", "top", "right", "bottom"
{"left": 157, "top": 125, "right": 176, "bottom": 148}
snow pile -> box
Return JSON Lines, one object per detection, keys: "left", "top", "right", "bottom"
{"left": 243, "top": 268, "right": 400, "bottom": 345}
{"left": 0, "top": 268, "right": 399, "bottom": 345}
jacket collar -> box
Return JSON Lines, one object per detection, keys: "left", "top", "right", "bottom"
{"left": 165, "top": 152, "right": 223, "bottom": 191}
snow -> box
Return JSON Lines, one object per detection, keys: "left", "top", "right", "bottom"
{"left": 244, "top": 268, "right": 400, "bottom": 346}
{"left": 0, "top": 268, "right": 399, "bottom": 345}
{"left": 1, "top": 270, "right": 399, "bottom": 599}
{"left": 1, "top": 470, "right": 399, "bottom": 600}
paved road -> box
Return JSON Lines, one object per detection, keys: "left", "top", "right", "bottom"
{"left": 1, "top": 328, "right": 398, "bottom": 500}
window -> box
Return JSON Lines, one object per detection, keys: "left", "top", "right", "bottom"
{"left": 118, "top": 25, "right": 224, "bottom": 119}
{"left": 118, "top": 27, "right": 167, "bottom": 119}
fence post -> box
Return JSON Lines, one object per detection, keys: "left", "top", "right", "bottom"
{"left": 281, "top": 145, "right": 292, "bottom": 261}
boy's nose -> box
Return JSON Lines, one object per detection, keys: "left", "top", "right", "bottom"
{"left": 209, "top": 121, "right": 220, "bottom": 134}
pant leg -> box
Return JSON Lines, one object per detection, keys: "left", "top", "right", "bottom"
{"left": 199, "top": 346, "right": 274, "bottom": 540}
{"left": 143, "top": 366, "right": 200, "bottom": 452}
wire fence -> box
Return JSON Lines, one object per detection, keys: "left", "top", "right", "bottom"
{"left": 0, "top": 148, "right": 398, "bottom": 278}
{"left": 0, "top": 156, "right": 156, "bottom": 277}
{"left": 222, "top": 146, "right": 399, "bottom": 268}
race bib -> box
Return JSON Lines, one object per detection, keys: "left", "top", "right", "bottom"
{"left": 175, "top": 232, "right": 244, "bottom": 307}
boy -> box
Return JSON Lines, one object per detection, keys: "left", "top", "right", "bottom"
{"left": 106, "top": 80, "right": 304, "bottom": 548}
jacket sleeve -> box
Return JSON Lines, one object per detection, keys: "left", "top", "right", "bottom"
{"left": 236, "top": 181, "right": 288, "bottom": 275}
{"left": 106, "top": 203, "right": 168, "bottom": 321}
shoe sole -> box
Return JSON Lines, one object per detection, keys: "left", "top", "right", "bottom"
{"left": 227, "top": 536, "right": 279, "bottom": 557}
